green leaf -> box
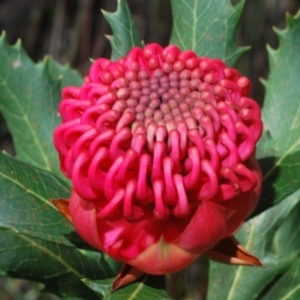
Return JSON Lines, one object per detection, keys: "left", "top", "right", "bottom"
{"left": 46, "top": 56, "right": 83, "bottom": 88}
{"left": 0, "top": 151, "right": 74, "bottom": 246}
{"left": 170, "top": 0, "right": 247, "bottom": 66}
{"left": 261, "top": 257, "right": 300, "bottom": 300}
{"left": 83, "top": 275, "right": 171, "bottom": 300}
{"left": 0, "top": 228, "right": 103, "bottom": 299}
{"left": 0, "top": 152, "right": 121, "bottom": 298}
{"left": 256, "top": 127, "right": 300, "bottom": 209}
{"left": 0, "top": 151, "right": 119, "bottom": 269}
{"left": 262, "top": 11, "right": 300, "bottom": 139}
{"left": 273, "top": 201, "right": 300, "bottom": 256}
{"left": 207, "top": 188, "right": 300, "bottom": 300}
{"left": 0, "top": 33, "right": 82, "bottom": 179}
{"left": 102, "top": 0, "right": 143, "bottom": 60}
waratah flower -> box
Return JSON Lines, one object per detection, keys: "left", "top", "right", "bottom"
{"left": 53, "top": 43, "right": 263, "bottom": 275}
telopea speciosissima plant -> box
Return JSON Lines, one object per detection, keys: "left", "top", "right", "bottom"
{"left": 53, "top": 43, "right": 263, "bottom": 277}
{"left": 0, "top": 1, "right": 300, "bottom": 299}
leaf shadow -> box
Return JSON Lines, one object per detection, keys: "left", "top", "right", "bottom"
{"left": 251, "top": 156, "right": 278, "bottom": 217}
{"left": 64, "top": 230, "right": 97, "bottom": 251}
{"left": 143, "top": 274, "right": 166, "bottom": 290}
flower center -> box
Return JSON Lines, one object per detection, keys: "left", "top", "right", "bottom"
{"left": 113, "top": 68, "right": 205, "bottom": 134}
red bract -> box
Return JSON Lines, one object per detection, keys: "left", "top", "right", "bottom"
{"left": 53, "top": 44, "right": 262, "bottom": 275}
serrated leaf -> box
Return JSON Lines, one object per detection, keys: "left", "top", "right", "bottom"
{"left": 102, "top": 0, "right": 142, "bottom": 60}
{"left": 0, "top": 33, "right": 82, "bottom": 179}
{"left": 256, "top": 127, "right": 300, "bottom": 211}
{"left": 46, "top": 56, "right": 83, "bottom": 88}
{"left": 261, "top": 257, "right": 300, "bottom": 300}
{"left": 207, "top": 188, "right": 300, "bottom": 300}
{"left": 262, "top": 12, "right": 300, "bottom": 139}
{"left": 83, "top": 275, "right": 171, "bottom": 300}
{"left": 170, "top": 0, "right": 247, "bottom": 66}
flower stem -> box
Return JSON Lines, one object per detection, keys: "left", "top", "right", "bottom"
{"left": 165, "top": 269, "right": 191, "bottom": 299}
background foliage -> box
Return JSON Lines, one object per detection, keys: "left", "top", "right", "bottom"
{"left": 0, "top": 0, "right": 300, "bottom": 299}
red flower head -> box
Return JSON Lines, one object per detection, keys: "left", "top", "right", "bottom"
{"left": 53, "top": 44, "right": 262, "bottom": 275}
